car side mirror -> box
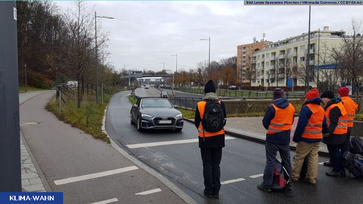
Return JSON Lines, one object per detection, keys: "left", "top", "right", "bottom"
{"left": 133, "top": 104, "right": 138, "bottom": 108}
{"left": 174, "top": 105, "right": 179, "bottom": 108}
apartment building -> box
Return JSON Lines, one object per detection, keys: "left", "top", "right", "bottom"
{"left": 237, "top": 39, "right": 271, "bottom": 85}
{"left": 251, "top": 26, "right": 345, "bottom": 89}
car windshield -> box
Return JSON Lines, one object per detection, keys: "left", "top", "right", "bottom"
{"left": 141, "top": 99, "right": 173, "bottom": 108}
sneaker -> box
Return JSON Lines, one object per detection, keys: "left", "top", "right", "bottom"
{"left": 326, "top": 171, "right": 341, "bottom": 177}
{"left": 257, "top": 184, "right": 271, "bottom": 193}
{"left": 323, "top": 161, "right": 332, "bottom": 167}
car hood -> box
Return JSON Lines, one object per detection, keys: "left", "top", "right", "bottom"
{"left": 140, "top": 108, "right": 181, "bottom": 117}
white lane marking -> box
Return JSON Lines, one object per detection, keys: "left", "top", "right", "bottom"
{"left": 54, "top": 166, "right": 138, "bottom": 185}
{"left": 127, "top": 136, "right": 236, "bottom": 149}
{"left": 221, "top": 178, "right": 245, "bottom": 185}
{"left": 249, "top": 174, "right": 263, "bottom": 178}
{"left": 135, "top": 188, "right": 162, "bottom": 195}
{"left": 90, "top": 198, "right": 118, "bottom": 204}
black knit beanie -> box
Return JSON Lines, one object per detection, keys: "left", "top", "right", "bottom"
{"left": 204, "top": 80, "right": 216, "bottom": 93}
{"left": 320, "top": 90, "right": 335, "bottom": 99}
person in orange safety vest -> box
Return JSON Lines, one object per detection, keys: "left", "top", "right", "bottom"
{"left": 257, "top": 88, "right": 295, "bottom": 193}
{"left": 292, "top": 89, "right": 328, "bottom": 184}
{"left": 323, "top": 87, "right": 358, "bottom": 167}
{"left": 320, "top": 90, "right": 348, "bottom": 178}
{"left": 194, "top": 80, "right": 226, "bottom": 199}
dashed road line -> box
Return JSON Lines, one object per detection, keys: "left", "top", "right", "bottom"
{"left": 127, "top": 136, "right": 236, "bottom": 149}
{"left": 221, "top": 178, "right": 245, "bottom": 185}
{"left": 54, "top": 166, "right": 139, "bottom": 185}
{"left": 135, "top": 188, "right": 162, "bottom": 195}
{"left": 249, "top": 173, "right": 263, "bottom": 178}
{"left": 90, "top": 198, "right": 118, "bottom": 204}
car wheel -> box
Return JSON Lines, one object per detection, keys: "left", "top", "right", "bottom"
{"left": 130, "top": 114, "right": 135, "bottom": 125}
{"left": 137, "top": 117, "right": 143, "bottom": 132}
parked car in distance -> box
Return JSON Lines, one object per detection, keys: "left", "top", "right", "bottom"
{"left": 130, "top": 97, "right": 183, "bottom": 132}
{"left": 229, "top": 85, "right": 237, "bottom": 90}
{"left": 160, "top": 91, "right": 168, "bottom": 98}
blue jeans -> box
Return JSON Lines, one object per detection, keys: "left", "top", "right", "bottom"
{"left": 200, "top": 148, "right": 222, "bottom": 195}
{"left": 262, "top": 142, "right": 292, "bottom": 189}
{"left": 327, "top": 144, "right": 344, "bottom": 172}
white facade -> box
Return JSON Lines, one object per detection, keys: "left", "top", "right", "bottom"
{"left": 251, "top": 26, "right": 345, "bottom": 88}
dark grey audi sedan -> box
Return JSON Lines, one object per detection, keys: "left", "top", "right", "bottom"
{"left": 130, "top": 97, "right": 183, "bottom": 132}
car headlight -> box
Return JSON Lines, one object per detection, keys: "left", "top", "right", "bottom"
{"left": 175, "top": 114, "right": 183, "bottom": 119}
{"left": 141, "top": 113, "right": 153, "bottom": 118}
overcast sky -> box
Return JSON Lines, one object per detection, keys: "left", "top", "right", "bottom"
{"left": 54, "top": 1, "right": 363, "bottom": 73}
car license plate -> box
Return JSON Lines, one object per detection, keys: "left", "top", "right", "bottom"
{"left": 159, "top": 120, "right": 171, "bottom": 124}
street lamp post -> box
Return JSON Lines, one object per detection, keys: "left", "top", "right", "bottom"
{"left": 200, "top": 37, "right": 211, "bottom": 79}
{"left": 305, "top": 5, "right": 311, "bottom": 93}
{"left": 95, "top": 11, "right": 113, "bottom": 104}
{"left": 170, "top": 54, "right": 177, "bottom": 90}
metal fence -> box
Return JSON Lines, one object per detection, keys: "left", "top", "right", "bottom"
{"left": 169, "top": 97, "right": 202, "bottom": 110}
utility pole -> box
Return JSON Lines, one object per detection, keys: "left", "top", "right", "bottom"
{"left": 0, "top": 2, "right": 22, "bottom": 191}
{"left": 305, "top": 5, "right": 311, "bottom": 93}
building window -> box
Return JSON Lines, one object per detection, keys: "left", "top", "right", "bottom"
{"left": 300, "top": 57, "right": 305, "bottom": 61}
{"left": 300, "top": 45, "right": 305, "bottom": 51}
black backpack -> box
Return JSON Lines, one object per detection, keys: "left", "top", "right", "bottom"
{"left": 202, "top": 100, "right": 225, "bottom": 132}
{"left": 350, "top": 136, "right": 363, "bottom": 155}
{"left": 342, "top": 151, "right": 363, "bottom": 179}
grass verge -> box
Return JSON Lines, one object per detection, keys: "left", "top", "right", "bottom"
{"left": 46, "top": 88, "right": 122, "bottom": 143}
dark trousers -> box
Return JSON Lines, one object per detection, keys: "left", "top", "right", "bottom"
{"left": 200, "top": 148, "right": 222, "bottom": 195}
{"left": 327, "top": 144, "right": 344, "bottom": 172}
{"left": 341, "top": 127, "right": 352, "bottom": 153}
{"left": 262, "top": 142, "right": 292, "bottom": 188}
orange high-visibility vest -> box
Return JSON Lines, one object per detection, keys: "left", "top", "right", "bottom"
{"left": 341, "top": 96, "right": 358, "bottom": 127}
{"left": 267, "top": 103, "right": 295, "bottom": 134}
{"left": 301, "top": 103, "right": 325, "bottom": 139}
{"left": 325, "top": 102, "right": 348, "bottom": 134}
{"left": 197, "top": 101, "right": 225, "bottom": 138}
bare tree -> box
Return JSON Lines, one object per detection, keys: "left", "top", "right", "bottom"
{"left": 58, "top": 1, "right": 109, "bottom": 107}
{"left": 331, "top": 19, "right": 363, "bottom": 105}
{"left": 314, "top": 42, "right": 340, "bottom": 91}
